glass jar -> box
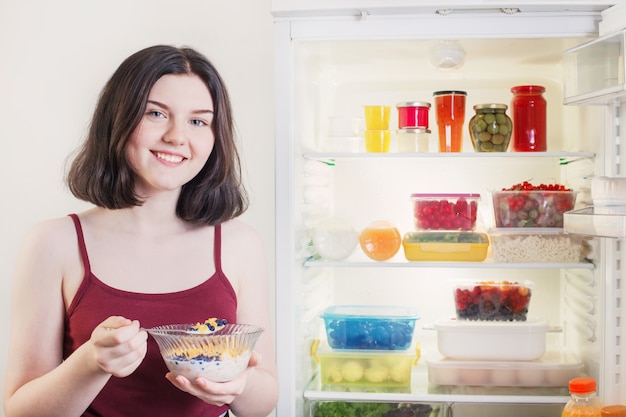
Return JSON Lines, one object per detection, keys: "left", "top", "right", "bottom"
{"left": 468, "top": 103, "right": 512, "bottom": 152}
{"left": 397, "top": 101, "right": 431, "bottom": 129}
{"left": 562, "top": 378, "right": 603, "bottom": 417}
{"left": 397, "top": 128, "right": 431, "bottom": 153}
{"left": 510, "top": 85, "right": 547, "bottom": 152}
{"left": 433, "top": 90, "right": 466, "bottom": 152}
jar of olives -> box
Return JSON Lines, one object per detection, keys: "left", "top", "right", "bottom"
{"left": 468, "top": 103, "right": 512, "bottom": 152}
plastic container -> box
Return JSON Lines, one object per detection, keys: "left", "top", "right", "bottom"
{"left": 311, "top": 340, "right": 420, "bottom": 387}
{"left": 364, "top": 105, "right": 391, "bottom": 130}
{"left": 492, "top": 190, "right": 577, "bottom": 228}
{"left": 397, "top": 101, "right": 431, "bottom": 129}
{"left": 452, "top": 280, "right": 534, "bottom": 321}
{"left": 430, "top": 317, "right": 555, "bottom": 361}
{"left": 324, "top": 136, "right": 362, "bottom": 153}
{"left": 402, "top": 231, "right": 489, "bottom": 262}
{"left": 411, "top": 193, "right": 480, "bottom": 231}
{"left": 397, "top": 128, "right": 431, "bottom": 153}
{"left": 510, "top": 85, "right": 547, "bottom": 152}
{"left": 320, "top": 305, "right": 419, "bottom": 350}
{"left": 591, "top": 176, "right": 626, "bottom": 206}
{"left": 490, "top": 228, "right": 591, "bottom": 263}
{"left": 364, "top": 129, "right": 391, "bottom": 152}
{"left": 426, "top": 351, "right": 583, "bottom": 387}
{"left": 562, "top": 378, "right": 604, "bottom": 417}
{"left": 310, "top": 400, "right": 439, "bottom": 415}
{"left": 468, "top": 103, "right": 512, "bottom": 152}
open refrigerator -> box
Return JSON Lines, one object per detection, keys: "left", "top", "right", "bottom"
{"left": 272, "top": 2, "right": 626, "bottom": 417}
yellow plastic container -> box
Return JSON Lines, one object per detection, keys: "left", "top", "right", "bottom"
{"left": 402, "top": 232, "right": 489, "bottom": 262}
{"left": 311, "top": 340, "right": 420, "bottom": 387}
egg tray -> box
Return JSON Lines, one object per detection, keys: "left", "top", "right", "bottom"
{"left": 426, "top": 351, "right": 583, "bottom": 387}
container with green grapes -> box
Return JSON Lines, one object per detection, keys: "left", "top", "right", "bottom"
{"left": 468, "top": 103, "right": 512, "bottom": 152}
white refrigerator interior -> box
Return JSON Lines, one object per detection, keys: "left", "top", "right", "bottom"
{"left": 273, "top": 3, "right": 626, "bottom": 417}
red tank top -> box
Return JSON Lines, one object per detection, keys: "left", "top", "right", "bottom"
{"left": 64, "top": 214, "right": 236, "bottom": 417}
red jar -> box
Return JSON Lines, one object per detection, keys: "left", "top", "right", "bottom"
{"left": 397, "top": 101, "right": 431, "bottom": 129}
{"left": 510, "top": 85, "right": 547, "bottom": 152}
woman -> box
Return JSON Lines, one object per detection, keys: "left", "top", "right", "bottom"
{"left": 4, "top": 45, "right": 278, "bottom": 417}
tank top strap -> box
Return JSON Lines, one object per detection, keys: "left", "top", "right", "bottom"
{"left": 68, "top": 214, "right": 92, "bottom": 274}
{"left": 214, "top": 224, "right": 223, "bottom": 274}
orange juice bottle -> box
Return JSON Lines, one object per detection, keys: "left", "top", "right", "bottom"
{"left": 601, "top": 406, "right": 626, "bottom": 417}
{"left": 562, "top": 378, "right": 604, "bottom": 417}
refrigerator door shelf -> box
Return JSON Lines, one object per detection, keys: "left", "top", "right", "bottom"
{"left": 564, "top": 206, "right": 626, "bottom": 238}
{"left": 564, "top": 29, "right": 626, "bottom": 105}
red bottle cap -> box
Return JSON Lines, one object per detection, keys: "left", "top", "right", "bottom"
{"left": 569, "top": 377, "right": 596, "bottom": 394}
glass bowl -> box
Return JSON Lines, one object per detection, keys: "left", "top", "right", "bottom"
{"left": 147, "top": 323, "right": 264, "bottom": 382}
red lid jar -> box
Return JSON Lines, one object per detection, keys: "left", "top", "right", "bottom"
{"left": 397, "top": 101, "right": 431, "bottom": 129}
{"left": 510, "top": 85, "right": 547, "bottom": 152}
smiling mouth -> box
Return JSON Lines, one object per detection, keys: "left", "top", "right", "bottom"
{"left": 154, "top": 151, "right": 185, "bottom": 163}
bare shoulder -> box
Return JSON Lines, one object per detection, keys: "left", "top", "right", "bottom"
{"left": 220, "top": 219, "right": 268, "bottom": 292}
{"left": 21, "top": 215, "right": 78, "bottom": 253}
{"left": 220, "top": 219, "right": 264, "bottom": 250}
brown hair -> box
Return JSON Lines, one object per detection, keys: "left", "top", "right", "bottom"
{"left": 66, "top": 45, "right": 248, "bottom": 225}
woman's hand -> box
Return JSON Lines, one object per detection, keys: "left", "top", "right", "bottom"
{"left": 164, "top": 351, "right": 262, "bottom": 407}
{"left": 89, "top": 316, "right": 148, "bottom": 378}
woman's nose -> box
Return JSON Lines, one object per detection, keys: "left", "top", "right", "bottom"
{"left": 162, "top": 121, "right": 186, "bottom": 145}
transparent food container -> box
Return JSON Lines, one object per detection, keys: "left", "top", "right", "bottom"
{"left": 411, "top": 193, "right": 480, "bottom": 231}
{"left": 426, "top": 351, "right": 583, "bottom": 387}
{"left": 320, "top": 305, "right": 419, "bottom": 350}
{"left": 311, "top": 340, "right": 420, "bottom": 387}
{"left": 452, "top": 279, "right": 534, "bottom": 321}
{"left": 489, "top": 227, "right": 591, "bottom": 263}
{"left": 492, "top": 190, "right": 577, "bottom": 228}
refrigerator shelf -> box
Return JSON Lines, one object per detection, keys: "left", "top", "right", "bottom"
{"left": 304, "top": 365, "right": 571, "bottom": 405}
{"left": 303, "top": 259, "right": 595, "bottom": 270}
{"left": 303, "top": 151, "right": 594, "bottom": 161}
{"left": 564, "top": 207, "right": 626, "bottom": 239}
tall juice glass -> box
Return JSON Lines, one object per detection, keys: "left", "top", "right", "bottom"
{"left": 433, "top": 90, "right": 467, "bottom": 152}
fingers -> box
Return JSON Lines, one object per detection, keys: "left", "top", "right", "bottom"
{"left": 91, "top": 317, "right": 148, "bottom": 377}
{"left": 248, "top": 351, "right": 262, "bottom": 367}
{"left": 166, "top": 373, "right": 239, "bottom": 407}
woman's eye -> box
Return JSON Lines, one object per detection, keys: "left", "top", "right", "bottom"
{"left": 190, "top": 119, "right": 208, "bottom": 127}
{"left": 147, "top": 110, "right": 165, "bottom": 118}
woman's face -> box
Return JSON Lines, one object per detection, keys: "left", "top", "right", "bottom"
{"left": 126, "top": 73, "right": 215, "bottom": 196}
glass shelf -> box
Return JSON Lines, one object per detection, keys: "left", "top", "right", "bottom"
{"left": 304, "top": 365, "right": 570, "bottom": 405}
{"left": 303, "top": 258, "right": 595, "bottom": 270}
{"left": 302, "top": 151, "right": 594, "bottom": 161}
{"left": 564, "top": 207, "right": 626, "bottom": 239}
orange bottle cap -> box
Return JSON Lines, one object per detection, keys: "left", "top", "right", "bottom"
{"left": 569, "top": 377, "right": 596, "bottom": 394}
{"left": 601, "top": 405, "right": 626, "bottom": 417}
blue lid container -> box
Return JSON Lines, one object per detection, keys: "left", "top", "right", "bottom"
{"left": 320, "top": 305, "right": 420, "bottom": 350}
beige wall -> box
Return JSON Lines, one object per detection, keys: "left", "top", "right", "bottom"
{"left": 0, "top": 1, "right": 276, "bottom": 415}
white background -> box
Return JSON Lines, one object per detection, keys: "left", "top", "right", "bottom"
{"left": 0, "top": 1, "right": 276, "bottom": 415}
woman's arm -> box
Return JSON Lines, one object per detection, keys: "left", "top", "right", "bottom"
{"left": 3, "top": 219, "right": 148, "bottom": 417}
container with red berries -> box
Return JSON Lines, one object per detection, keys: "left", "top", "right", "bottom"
{"left": 492, "top": 181, "right": 577, "bottom": 228}
{"left": 411, "top": 193, "right": 481, "bottom": 231}
{"left": 452, "top": 279, "right": 535, "bottom": 322}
